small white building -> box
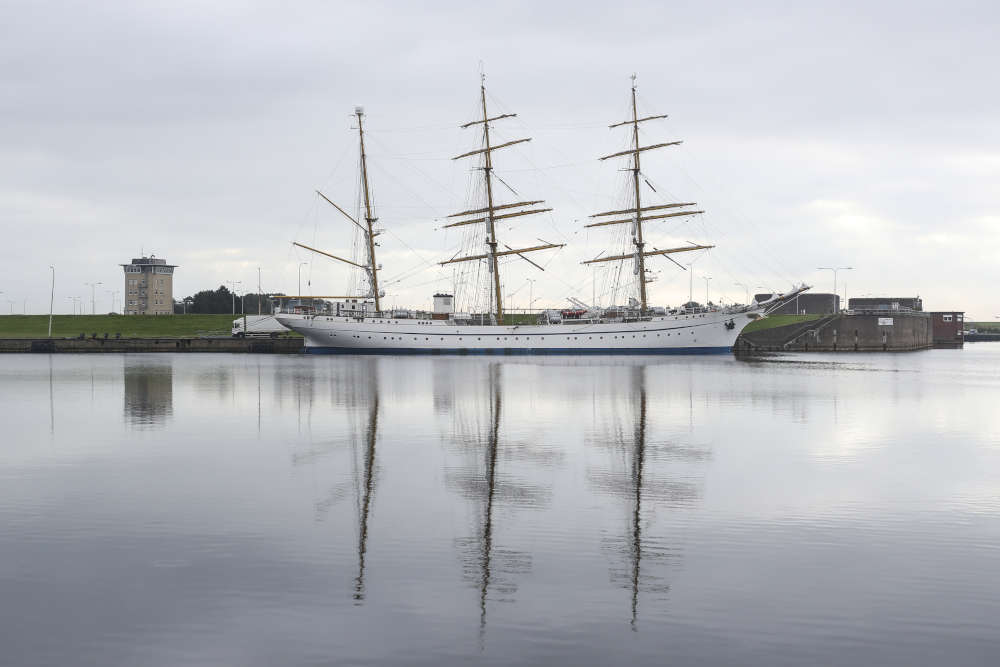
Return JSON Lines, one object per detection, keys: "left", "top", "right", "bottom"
{"left": 433, "top": 293, "right": 454, "bottom": 319}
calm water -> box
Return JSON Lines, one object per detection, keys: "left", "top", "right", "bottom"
{"left": 2, "top": 349, "right": 1000, "bottom": 666}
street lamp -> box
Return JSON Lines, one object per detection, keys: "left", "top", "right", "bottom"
{"left": 526, "top": 278, "right": 536, "bottom": 313}
{"left": 257, "top": 266, "right": 262, "bottom": 316}
{"left": 84, "top": 281, "right": 102, "bottom": 315}
{"left": 702, "top": 276, "right": 712, "bottom": 306}
{"left": 817, "top": 267, "right": 852, "bottom": 310}
{"left": 48, "top": 266, "right": 55, "bottom": 337}
{"left": 226, "top": 280, "right": 242, "bottom": 315}
{"left": 734, "top": 282, "right": 749, "bottom": 305}
{"left": 298, "top": 262, "right": 308, "bottom": 299}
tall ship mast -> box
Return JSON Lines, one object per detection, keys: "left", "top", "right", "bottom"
{"left": 276, "top": 79, "right": 809, "bottom": 354}
{"left": 291, "top": 106, "right": 385, "bottom": 313}
{"left": 439, "top": 75, "right": 564, "bottom": 324}
{"left": 583, "top": 75, "right": 712, "bottom": 314}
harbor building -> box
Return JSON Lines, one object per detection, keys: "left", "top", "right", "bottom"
{"left": 848, "top": 297, "right": 923, "bottom": 312}
{"left": 121, "top": 255, "right": 176, "bottom": 315}
{"left": 931, "top": 311, "right": 964, "bottom": 348}
{"left": 754, "top": 292, "right": 840, "bottom": 315}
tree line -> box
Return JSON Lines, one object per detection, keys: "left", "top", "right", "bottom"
{"left": 174, "top": 286, "right": 284, "bottom": 314}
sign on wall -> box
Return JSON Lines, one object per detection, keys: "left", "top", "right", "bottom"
{"left": 878, "top": 317, "right": 894, "bottom": 326}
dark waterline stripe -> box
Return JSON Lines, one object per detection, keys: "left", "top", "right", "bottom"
{"left": 303, "top": 346, "right": 733, "bottom": 356}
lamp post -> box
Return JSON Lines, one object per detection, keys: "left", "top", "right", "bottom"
{"left": 702, "top": 276, "right": 712, "bottom": 306}
{"left": 48, "top": 266, "right": 55, "bottom": 337}
{"left": 298, "top": 262, "right": 308, "bottom": 299}
{"left": 686, "top": 263, "right": 694, "bottom": 303}
{"left": 817, "top": 267, "right": 852, "bottom": 311}
{"left": 226, "top": 280, "right": 242, "bottom": 315}
{"left": 84, "top": 282, "right": 102, "bottom": 315}
{"left": 257, "top": 266, "right": 262, "bottom": 316}
{"left": 526, "top": 278, "right": 536, "bottom": 313}
{"left": 734, "top": 282, "right": 749, "bottom": 305}
{"left": 6, "top": 300, "right": 13, "bottom": 315}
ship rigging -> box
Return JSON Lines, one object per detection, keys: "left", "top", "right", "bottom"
{"left": 440, "top": 74, "right": 565, "bottom": 324}
{"left": 584, "top": 75, "right": 713, "bottom": 314}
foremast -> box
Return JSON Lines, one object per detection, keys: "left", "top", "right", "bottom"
{"left": 585, "top": 76, "right": 713, "bottom": 313}
{"left": 293, "top": 106, "right": 383, "bottom": 314}
{"left": 440, "top": 75, "right": 564, "bottom": 324}
{"left": 356, "top": 108, "right": 382, "bottom": 314}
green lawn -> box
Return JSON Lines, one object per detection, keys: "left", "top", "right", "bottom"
{"left": 0, "top": 314, "right": 237, "bottom": 338}
{"left": 741, "top": 313, "right": 824, "bottom": 334}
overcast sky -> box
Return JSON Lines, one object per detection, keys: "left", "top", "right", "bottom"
{"left": 2, "top": 0, "right": 997, "bottom": 317}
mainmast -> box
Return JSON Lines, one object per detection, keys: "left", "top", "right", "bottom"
{"left": 292, "top": 106, "right": 383, "bottom": 314}
{"left": 441, "top": 75, "right": 564, "bottom": 324}
{"left": 629, "top": 83, "right": 649, "bottom": 312}
{"left": 585, "top": 76, "right": 713, "bottom": 313}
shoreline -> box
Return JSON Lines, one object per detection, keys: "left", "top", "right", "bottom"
{"left": 0, "top": 337, "right": 303, "bottom": 354}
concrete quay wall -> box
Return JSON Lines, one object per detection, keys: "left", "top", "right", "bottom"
{"left": 0, "top": 337, "right": 304, "bottom": 354}
{"left": 738, "top": 312, "right": 933, "bottom": 352}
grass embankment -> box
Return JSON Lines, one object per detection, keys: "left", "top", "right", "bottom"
{"left": 0, "top": 314, "right": 236, "bottom": 338}
{"left": 741, "top": 313, "right": 823, "bottom": 334}
{"left": 969, "top": 322, "right": 1000, "bottom": 333}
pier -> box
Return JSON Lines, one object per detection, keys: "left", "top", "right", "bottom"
{"left": 737, "top": 312, "right": 934, "bottom": 352}
{"left": 0, "top": 337, "right": 303, "bottom": 354}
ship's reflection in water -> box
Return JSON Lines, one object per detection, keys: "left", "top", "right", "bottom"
{"left": 7, "top": 352, "right": 1000, "bottom": 666}
{"left": 588, "top": 365, "right": 709, "bottom": 630}
{"left": 441, "top": 362, "right": 550, "bottom": 643}
{"left": 351, "top": 359, "right": 379, "bottom": 603}
{"left": 123, "top": 359, "right": 173, "bottom": 428}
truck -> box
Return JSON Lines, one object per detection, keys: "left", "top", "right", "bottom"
{"left": 231, "top": 315, "right": 290, "bottom": 338}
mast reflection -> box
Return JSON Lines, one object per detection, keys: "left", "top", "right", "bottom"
{"left": 628, "top": 365, "right": 647, "bottom": 631}
{"left": 444, "top": 362, "right": 536, "bottom": 643}
{"left": 354, "top": 362, "right": 379, "bottom": 603}
{"left": 589, "top": 364, "right": 708, "bottom": 630}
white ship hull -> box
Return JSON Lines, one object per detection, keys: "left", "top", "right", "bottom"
{"left": 276, "top": 309, "right": 761, "bottom": 355}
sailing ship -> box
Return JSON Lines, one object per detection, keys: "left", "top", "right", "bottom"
{"left": 276, "top": 77, "right": 807, "bottom": 353}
